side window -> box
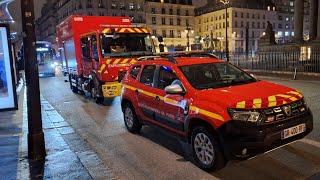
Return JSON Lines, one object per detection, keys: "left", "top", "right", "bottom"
{"left": 130, "top": 66, "right": 141, "bottom": 79}
{"left": 157, "top": 66, "right": 178, "bottom": 90}
{"left": 91, "top": 35, "right": 99, "bottom": 61}
{"left": 140, "top": 65, "right": 156, "bottom": 86}
{"left": 80, "top": 37, "right": 91, "bottom": 60}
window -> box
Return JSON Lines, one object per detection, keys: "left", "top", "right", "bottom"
{"left": 177, "top": 9, "right": 180, "bottom": 15}
{"left": 162, "top": 8, "right": 166, "bottom": 14}
{"left": 186, "top": 19, "right": 189, "bottom": 26}
{"left": 162, "top": 18, "right": 166, "bottom": 25}
{"left": 177, "top": 18, "right": 181, "bottom": 25}
{"left": 151, "top": 8, "right": 156, "bottom": 14}
{"left": 162, "top": 30, "right": 167, "bottom": 37}
{"left": 278, "top": 24, "right": 283, "bottom": 29}
{"left": 91, "top": 35, "right": 98, "bottom": 61}
{"left": 252, "top": 22, "right": 255, "bottom": 28}
{"left": 235, "top": 12, "right": 238, "bottom": 17}
{"left": 257, "top": 22, "right": 260, "bottom": 29}
{"left": 140, "top": 65, "right": 156, "bottom": 86}
{"left": 129, "top": 3, "right": 134, "bottom": 10}
{"left": 169, "top": 30, "right": 174, "bottom": 38}
{"left": 179, "top": 63, "right": 256, "bottom": 90}
{"left": 152, "top": 17, "right": 156, "bottom": 24}
{"left": 170, "top": 18, "right": 173, "bottom": 25}
{"left": 177, "top": 30, "right": 181, "bottom": 38}
{"left": 241, "top": 21, "right": 244, "bottom": 27}
{"left": 80, "top": 37, "right": 90, "bottom": 59}
{"left": 186, "top": 10, "right": 189, "bottom": 16}
{"left": 241, "top": 12, "right": 244, "bottom": 18}
{"left": 100, "top": 34, "right": 153, "bottom": 57}
{"left": 130, "top": 66, "right": 141, "bottom": 79}
{"left": 252, "top": 31, "right": 255, "bottom": 38}
{"left": 247, "top": 13, "right": 249, "bottom": 18}
{"left": 157, "top": 66, "right": 178, "bottom": 89}
{"left": 235, "top": 21, "right": 238, "bottom": 28}
{"left": 169, "top": 9, "right": 173, "bottom": 15}
{"left": 152, "top": 29, "right": 157, "bottom": 35}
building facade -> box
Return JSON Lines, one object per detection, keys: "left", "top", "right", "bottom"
{"left": 36, "top": 0, "right": 146, "bottom": 45}
{"left": 146, "top": 0, "right": 195, "bottom": 51}
{"left": 195, "top": 7, "right": 277, "bottom": 53}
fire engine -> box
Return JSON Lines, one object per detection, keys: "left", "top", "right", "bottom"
{"left": 57, "top": 16, "right": 155, "bottom": 103}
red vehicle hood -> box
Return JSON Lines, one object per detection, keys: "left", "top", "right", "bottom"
{"left": 194, "top": 80, "right": 303, "bottom": 109}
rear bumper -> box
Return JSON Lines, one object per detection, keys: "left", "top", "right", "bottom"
{"left": 218, "top": 110, "right": 313, "bottom": 159}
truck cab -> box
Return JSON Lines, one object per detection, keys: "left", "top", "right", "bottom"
{"left": 56, "top": 16, "right": 155, "bottom": 103}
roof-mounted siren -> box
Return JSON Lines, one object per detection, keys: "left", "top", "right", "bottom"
{"left": 0, "top": 0, "right": 14, "bottom": 23}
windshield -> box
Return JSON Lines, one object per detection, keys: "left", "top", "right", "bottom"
{"left": 100, "top": 33, "right": 154, "bottom": 57}
{"left": 179, "top": 62, "right": 257, "bottom": 90}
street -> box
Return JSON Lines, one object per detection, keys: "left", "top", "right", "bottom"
{"left": 39, "top": 75, "right": 320, "bottom": 180}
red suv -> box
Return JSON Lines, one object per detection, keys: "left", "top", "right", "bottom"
{"left": 120, "top": 54, "right": 313, "bottom": 171}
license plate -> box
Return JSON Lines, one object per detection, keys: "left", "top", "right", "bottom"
{"left": 281, "top": 124, "right": 306, "bottom": 139}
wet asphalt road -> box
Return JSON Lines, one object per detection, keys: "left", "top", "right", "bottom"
{"left": 40, "top": 75, "right": 320, "bottom": 180}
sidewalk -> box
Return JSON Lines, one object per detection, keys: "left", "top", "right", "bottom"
{"left": 0, "top": 86, "right": 115, "bottom": 179}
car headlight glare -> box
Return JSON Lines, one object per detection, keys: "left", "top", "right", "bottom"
{"left": 229, "top": 110, "right": 261, "bottom": 122}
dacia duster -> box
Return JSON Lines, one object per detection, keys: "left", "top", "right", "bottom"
{"left": 120, "top": 54, "right": 313, "bottom": 171}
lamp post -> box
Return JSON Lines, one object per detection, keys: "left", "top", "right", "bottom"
{"left": 220, "top": 0, "right": 230, "bottom": 61}
{"left": 21, "top": 0, "right": 46, "bottom": 160}
{"left": 185, "top": 26, "right": 193, "bottom": 51}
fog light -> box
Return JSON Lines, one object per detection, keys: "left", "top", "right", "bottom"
{"left": 242, "top": 148, "right": 247, "bottom": 155}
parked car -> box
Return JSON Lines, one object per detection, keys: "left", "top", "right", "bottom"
{"left": 120, "top": 53, "right": 313, "bottom": 171}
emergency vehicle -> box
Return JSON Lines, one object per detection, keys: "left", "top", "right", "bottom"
{"left": 120, "top": 53, "right": 313, "bottom": 171}
{"left": 57, "top": 16, "right": 154, "bottom": 103}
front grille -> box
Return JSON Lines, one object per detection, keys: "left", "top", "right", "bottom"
{"left": 263, "top": 99, "right": 307, "bottom": 123}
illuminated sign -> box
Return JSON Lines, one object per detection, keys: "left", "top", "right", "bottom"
{"left": 0, "top": 24, "right": 17, "bottom": 111}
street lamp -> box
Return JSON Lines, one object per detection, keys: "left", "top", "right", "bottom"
{"left": 220, "top": 0, "right": 230, "bottom": 61}
{"left": 185, "top": 26, "right": 193, "bottom": 51}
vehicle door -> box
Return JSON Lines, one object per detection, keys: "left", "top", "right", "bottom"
{"left": 134, "top": 65, "right": 158, "bottom": 122}
{"left": 90, "top": 34, "right": 100, "bottom": 72}
{"left": 80, "top": 36, "right": 93, "bottom": 77}
{"left": 153, "top": 65, "right": 187, "bottom": 133}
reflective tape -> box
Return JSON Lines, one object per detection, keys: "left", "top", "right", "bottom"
{"left": 121, "top": 58, "right": 129, "bottom": 64}
{"left": 253, "top": 98, "right": 262, "bottom": 109}
{"left": 268, "top": 96, "right": 277, "bottom": 107}
{"left": 113, "top": 59, "right": 121, "bottom": 64}
{"left": 123, "top": 85, "right": 224, "bottom": 122}
{"left": 236, "top": 101, "right": 246, "bottom": 109}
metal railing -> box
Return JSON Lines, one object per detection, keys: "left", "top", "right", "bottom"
{"left": 214, "top": 49, "right": 320, "bottom": 74}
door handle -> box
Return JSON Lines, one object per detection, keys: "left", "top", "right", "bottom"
{"left": 155, "top": 96, "right": 161, "bottom": 101}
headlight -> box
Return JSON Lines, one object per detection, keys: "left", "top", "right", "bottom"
{"left": 50, "top": 63, "right": 55, "bottom": 68}
{"left": 228, "top": 109, "right": 261, "bottom": 122}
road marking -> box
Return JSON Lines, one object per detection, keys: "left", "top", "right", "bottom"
{"left": 299, "top": 138, "right": 320, "bottom": 148}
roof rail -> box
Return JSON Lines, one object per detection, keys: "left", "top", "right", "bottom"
{"left": 137, "top": 51, "right": 218, "bottom": 64}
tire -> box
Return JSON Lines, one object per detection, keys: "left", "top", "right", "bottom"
{"left": 123, "top": 103, "right": 142, "bottom": 133}
{"left": 191, "top": 126, "right": 226, "bottom": 171}
{"left": 69, "top": 74, "right": 78, "bottom": 94}
{"left": 90, "top": 74, "right": 104, "bottom": 104}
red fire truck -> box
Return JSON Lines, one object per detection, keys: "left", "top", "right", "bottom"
{"left": 57, "top": 16, "right": 154, "bottom": 103}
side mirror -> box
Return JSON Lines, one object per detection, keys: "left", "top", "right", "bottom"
{"left": 165, "top": 84, "right": 185, "bottom": 95}
{"left": 118, "top": 70, "right": 127, "bottom": 83}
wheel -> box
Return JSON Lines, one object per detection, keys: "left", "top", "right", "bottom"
{"left": 191, "top": 126, "right": 226, "bottom": 171}
{"left": 90, "top": 74, "right": 104, "bottom": 104}
{"left": 69, "top": 74, "right": 78, "bottom": 94}
{"left": 123, "top": 103, "right": 142, "bottom": 133}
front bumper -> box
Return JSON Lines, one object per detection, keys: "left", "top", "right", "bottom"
{"left": 218, "top": 110, "right": 313, "bottom": 159}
